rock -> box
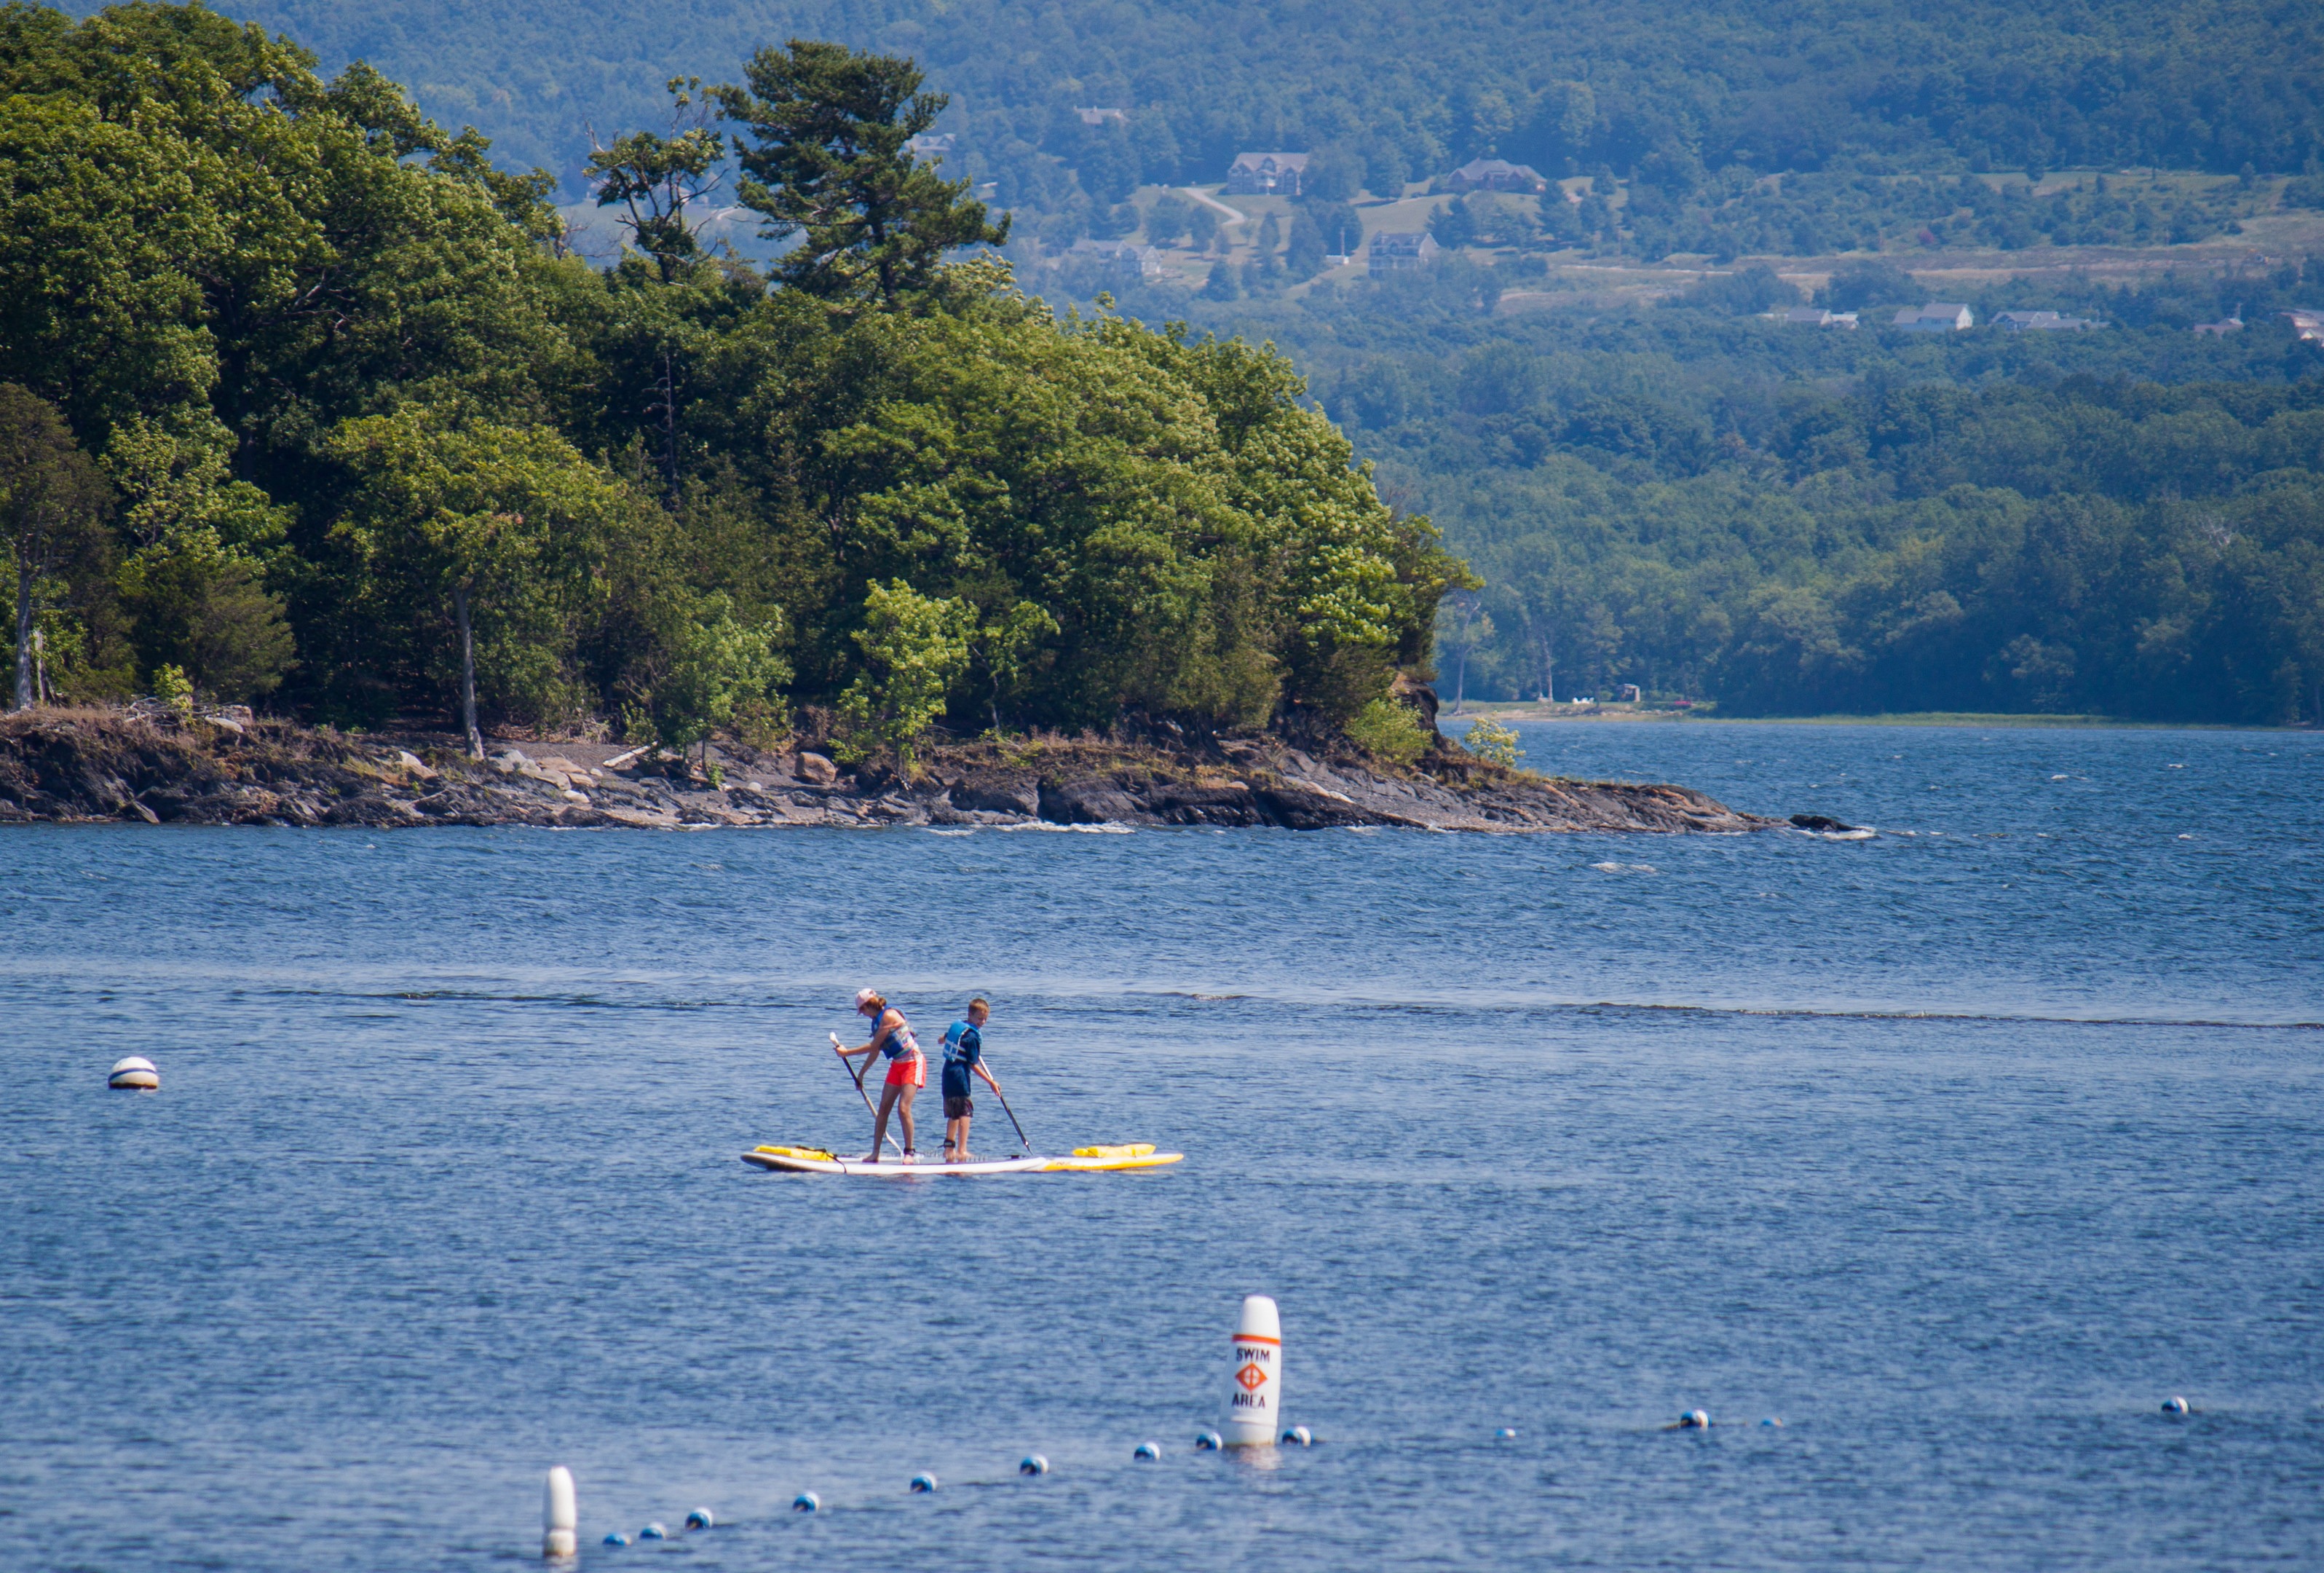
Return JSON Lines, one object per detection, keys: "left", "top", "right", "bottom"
{"left": 950, "top": 771, "right": 1040, "bottom": 816}
{"left": 797, "top": 752, "right": 839, "bottom": 784}
{"left": 396, "top": 750, "right": 438, "bottom": 780}
{"left": 1789, "top": 813, "right": 1859, "bottom": 832}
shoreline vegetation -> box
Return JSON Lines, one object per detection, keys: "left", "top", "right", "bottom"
{"left": 0, "top": 703, "right": 1777, "bottom": 833}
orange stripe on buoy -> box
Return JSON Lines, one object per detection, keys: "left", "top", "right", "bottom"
{"left": 1232, "top": 1334, "right": 1281, "bottom": 1345}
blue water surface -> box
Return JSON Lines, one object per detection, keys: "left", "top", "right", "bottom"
{"left": 2, "top": 720, "right": 2320, "bottom": 1571}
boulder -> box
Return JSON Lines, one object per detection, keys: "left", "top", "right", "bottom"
{"left": 797, "top": 752, "right": 839, "bottom": 784}
{"left": 950, "top": 771, "right": 1040, "bottom": 816}
{"left": 1040, "top": 777, "right": 1146, "bottom": 824}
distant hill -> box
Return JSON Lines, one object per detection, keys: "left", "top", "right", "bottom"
{"left": 85, "top": 0, "right": 2324, "bottom": 205}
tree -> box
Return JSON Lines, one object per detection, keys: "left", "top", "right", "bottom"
{"left": 116, "top": 532, "right": 294, "bottom": 704}
{"left": 326, "top": 411, "right": 623, "bottom": 757}
{"left": 586, "top": 76, "right": 727, "bottom": 283}
{"left": 835, "top": 577, "right": 976, "bottom": 773}
{"left": 714, "top": 41, "right": 1009, "bottom": 308}
{"left": 1434, "top": 590, "right": 1493, "bottom": 712}
{"left": 1145, "top": 192, "right": 1194, "bottom": 246}
{"left": 0, "top": 385, "right": 109, "bottom": 711}
{"left": 628, "top": 594, "right": 791, "bottom": 768}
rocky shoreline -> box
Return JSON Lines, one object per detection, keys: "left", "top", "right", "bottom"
{"left": 0, "top": 707, "right": 1781, "bottom": 835}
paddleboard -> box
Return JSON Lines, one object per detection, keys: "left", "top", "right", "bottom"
{"left": 743, "top": 1145, "right": 1048, "bottom": 1176}
{"left": 1043, "top": 1143, "right": 1186, "bottom": 1172}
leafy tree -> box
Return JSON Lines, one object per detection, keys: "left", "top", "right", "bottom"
{"left": 835, "top": 577, "right": 976, "bottom": 771}
{"left": 714, "top": 41, "right": 1009, "bottom": 309}
{"left": 628, "top": 594, "right": 791, "bottom": 767}
{"left": 1145, "top": 192, "right": 1194, "bottom": 245}
{"left": 0, "top": 384, "right": 109, "bottom": 710}
{"left": 325, "top": 411, "right": 624, "bottom": 755}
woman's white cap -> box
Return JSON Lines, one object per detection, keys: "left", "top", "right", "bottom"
{"left": 855, "top": 987, "right": 880, "bottom": 1010}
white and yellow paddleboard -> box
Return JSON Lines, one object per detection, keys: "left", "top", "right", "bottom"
{"left": 740, "top": 1143, "right": 1184, "bottom": 1175}
{"left": 1043, "top": 1143, "right": 1186, "bottom": 1172}
{"left": 742, "top": 1145, "right": 1048, "bottom": 1176}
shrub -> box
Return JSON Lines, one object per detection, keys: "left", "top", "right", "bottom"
{"left": 1462, "top": 717, "right": 1522, "bottom": 766}
{"left": 1343, "top": 696, "right": 1431, "bottom": 764}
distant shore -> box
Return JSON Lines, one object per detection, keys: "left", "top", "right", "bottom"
{"left": 1442, "top": 702, "right": 2302, "bottom": 730}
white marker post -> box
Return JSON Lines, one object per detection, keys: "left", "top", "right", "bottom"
{"left": 542, "top": 1467, "right": 577, "bottom": 1559}
{"left": 1224, "top": 1293, "right": 1281, "bottom": 1446}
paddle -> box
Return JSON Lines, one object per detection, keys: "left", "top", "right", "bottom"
{"left": 986, "top": 1072, "right": 1034, "bottom": 1158}
{"left": 831, "top": 1032, "right": 904, "bottom": 1159}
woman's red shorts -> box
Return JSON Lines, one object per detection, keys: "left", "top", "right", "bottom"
{"left": 883, "top": 1054, "right": 925, "bottom": 1089}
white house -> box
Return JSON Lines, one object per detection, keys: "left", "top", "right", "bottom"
{"left": 1894, "top": 303, "right": 1974, "bottom": 331}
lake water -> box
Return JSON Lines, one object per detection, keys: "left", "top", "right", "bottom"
{"left": 4, "top": 720, "right": 2320, "bottom": 1571}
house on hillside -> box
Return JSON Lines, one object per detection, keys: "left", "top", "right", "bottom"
{"left": 1894, "top": 302, "right": 1974, "bottom": 331}
{"left": 1226, "top": 152, "right": 1310, "bottom": 196}
{"left": 2282, "top": 310, "right": 2324, "bottom": 342}
{"left": 1075, "top": 106, "right": 1129, "bottom": 127}
{"left": 906, "top": 133, "right": 956, "bottom": 158}
{"left": 1369, "top": 231, "right": 1440, "bottom": 275}
{"left": 1069, "top": 237, "right": 1164, "bottom": 280}
{"left": 2191, "top": 306, "right": 2243, "bottom": 336}
{"left": 1994, "top": 310, "right": 2103, "bottom": 331}
{"left": 1445, "top": 158, "right": 1549, "bottom": 194}
{"left": 1775, "top": 307, "right": 1859, "bottom": 328}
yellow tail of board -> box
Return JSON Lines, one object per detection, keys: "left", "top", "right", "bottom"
{"left": 1070, "top": 1143, "right": 1156, "bottom": 1159}
{"left": 754, "top": 1144, "right": 837, "bottom": 1162}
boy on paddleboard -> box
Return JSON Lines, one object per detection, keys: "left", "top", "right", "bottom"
{"left": 938, "top": 998, "right": 1004, "bottom": 1162}
{"left": 837, "top": 988, "right": 922, "bottom": 1162}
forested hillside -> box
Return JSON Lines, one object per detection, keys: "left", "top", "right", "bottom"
{"left": 1, "top": 4, "right": 1455, "bottom": 756}
{"left": 1152, "top": 267, "right": 2324, "bottom": 725}
{"left": 77, "top": 0, "right": 2324, "bottom": 213}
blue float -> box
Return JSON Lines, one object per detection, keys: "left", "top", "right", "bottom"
{"left": 2162, "top": 1396, "right": 2190, "bottom": 1415}
{"left": 1495, "top": 1427, "right": 1518, "bottom": 1440}
{"left": 1019, "top": 1454, "right": 1049, "bottom": 1476}
{"left": 1679, "top": 1410, "right": 1710, "bottom": 1429}
{"left": 638, "top": 1522, "right": 666, "bottom": 1540}
{"left": 602, "top": 1531, "right": 629, "bottom": 1547}
{"left": 1134, "top": 1441, "right": 1161, "bottom": 1461}
{"left": 684, "top": 1508, "right": 714, "bottom": 1530}
{"left": 909, "top": 1474, "right": 938, "bottom": 1494}
{"left": 1193, "top": 1430, "right": 1222, "bottom": 1451}
{"left": 1760, "top": 1418, "right": 1784, "bottom": 1427}
{"left": 791, "top": 1492, "right": 819, "bottom": 1513}
{"left": 1280, "top": 1426, "right": 1312, "bottom": 1446}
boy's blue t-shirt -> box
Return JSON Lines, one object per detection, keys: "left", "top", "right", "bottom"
{"left": 939, "top": 1021, "right": 981, "bottom": 1094}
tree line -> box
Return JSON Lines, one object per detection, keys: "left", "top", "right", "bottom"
{"left": 199, "top": 0, "right": 2324, "bottom": 247}
{"left": 1, "top": 4, "right": 1459, "bottom": 761}
{"left": 1071, "top": 256, "right": 2324, "bottom": 725}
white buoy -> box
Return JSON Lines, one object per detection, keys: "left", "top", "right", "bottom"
{"left": 684, "top": 1508, "right": 713, "bottom": 1530}
{"left": 1225, "top": 1293, "right": 1282, "bottom": 1447}
{"left": 1134, "top": 1440, "right": 1161, "bottom": 1461}
{"left": 1193, "top": 1430, "right": 1223, "bottom": 1451}
{"left": 1495, "top": 1427, "right": 1518, "bottom": 1440}
{"left": 1280, "top": 1425, "right": 1311, "bottom": 1446}
{"left": 638, "top": 1521, "right": 666, "bottom": 1540}
{"left": 542, "top": 1467, "right": 577, "bottom": 1559}
{"left": 108, "top": 1057, "right": 159, "bottom": 1091}
{"left": 1679, "top": 1409, "right": 1710, "bottom": 1430}
{"left": 1019, "top": 1455, "right": 1048, "bottom": 1475}
{"left": 2162, "top": 1395, "right": 2189, "bottom": 1414}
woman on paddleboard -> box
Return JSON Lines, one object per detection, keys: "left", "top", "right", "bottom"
{"left": 837, "top": 988, "right": 922, "bottom": 1163}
